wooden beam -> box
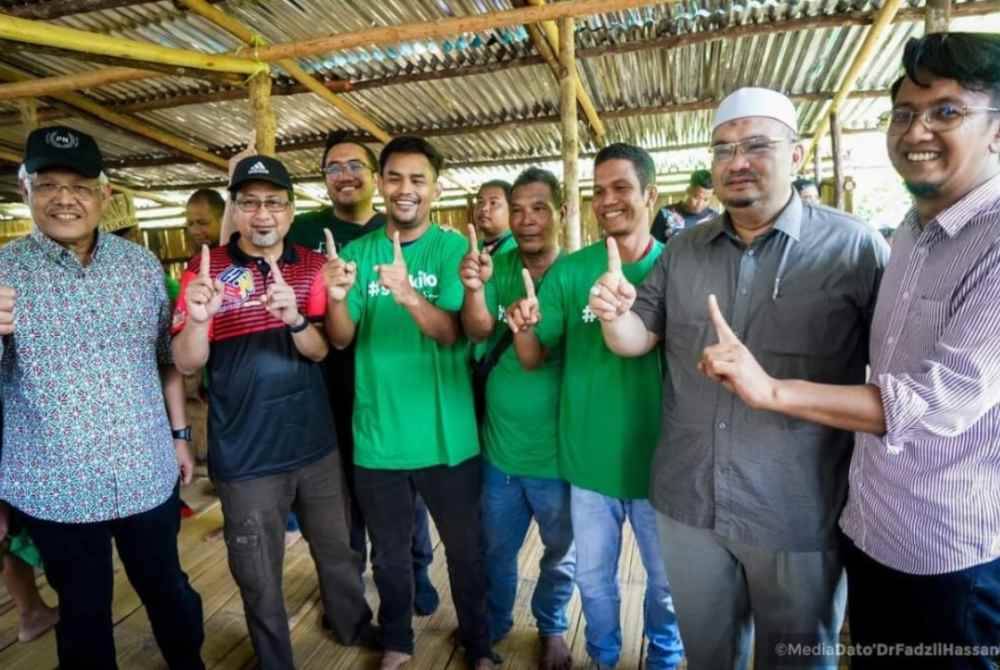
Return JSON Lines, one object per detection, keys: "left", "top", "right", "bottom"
{"left": 3, "top": 1, "right": 157, "bottom": 20}
{"left": 0, "top": 63, "right": 228, "bottom": 171}
{"left": 0, "top": 13, "right": 265, "bottom": 75}
{"left": 803, "top": 0, "right": 906, "bottom": 166}
{"left": 926, "top": 0, "right": 952, "bottom": 32}
{"left": 17, "top": 99, "right": 38, "bottom": 135}
{"left": 0, "top": 147, "right": 21, "bottom": 164}
{"left": 560, "top": 16, "right": 582, "bottom": 252}
{"left": 252, "top": 0, "right": 671, "bottom": 62}
{"left": 176, "top": 0, "right": 392, "bottom": 143}
{"left": 527, "top": 0, "right": 607, "bottom": 147}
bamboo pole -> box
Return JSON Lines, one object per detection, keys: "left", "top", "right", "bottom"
{"left": 527, "top": 0, "right": 607, "bottom": 146}
{"left": 0, "top": 67, "right": 160, "bottom": 101}
{"left": 802, "top": 0, "right": 905, "bottom": 166}
{"left": 248, "top": 73, "right": 276, "bottom": 156}
{"left": 17, "top": 99, "right": 38, "bottom": 142}
{"left": 560, "top": 16, "right": 581, "bottom": 252}
{"left": 0, "top": 147, "right": 21, "bottom": 164}
{"left": 830, "top": 112, "right": 844, "bottom": 209}
{"left": 926, "top": 0, "right": 951, "bottom": 33}
{"left": 176, "top": 0, "right": 391, "bottom": 143}
{"left": 253, "top": 0, "right": 669, "bottom": 62}
{"left": 0, "top": 64, "right": 228, "bottom": 171}
{"left": 0, "top": 13, "right": 265, "bottom": 75}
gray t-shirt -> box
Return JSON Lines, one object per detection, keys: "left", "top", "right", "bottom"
{"left": 632, "top": 193, "right": 890, "bottom": 551}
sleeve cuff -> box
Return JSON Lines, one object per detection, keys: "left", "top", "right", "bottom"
{"left": 876, "top": 372, "right": 929, "bottom": 452}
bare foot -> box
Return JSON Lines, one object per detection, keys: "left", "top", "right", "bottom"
{"left": 204, "top": 526, "right": 225, "bottom": 543}
{"left": 18, "top": 605, "right": 59, "bottom": 643}
{"left": 380, "top": 650, "right": 412, "bottom": 670}
{"left": 540, "top": 635, "right": 571, "bottom": 670}
{"left": 475, "top": 657, "right": 499, "bottom": 670}
{"left": 284, "top": 530, "right": 302, "bottom": 547}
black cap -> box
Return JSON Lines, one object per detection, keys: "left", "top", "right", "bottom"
{"left": 23, "top": 125, "right": 103, "bottom": 178}
{"left": 229, "top": 155, "right": 293, "bottom": 193}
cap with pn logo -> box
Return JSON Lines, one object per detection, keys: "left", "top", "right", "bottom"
{"left": 23, "top": 125, "right": 103, "bottom": 178}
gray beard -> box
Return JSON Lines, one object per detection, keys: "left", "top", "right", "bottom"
{"left": 251, "top": 230, "right": 279, "bottom": 247}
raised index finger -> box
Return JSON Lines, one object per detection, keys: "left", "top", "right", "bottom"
{"left": 393, "top": 231, "right": 404, "bottom": 265}
{"left": 606, "top": 237, "right": 623, "bottom": 276}
{"left": 269, "top": 256, "right": 286, "bottom": 285}
{"left": 522, "top": 268, "right": 536, "bottom": 301}
{"left": 467, "top": 224, "right": 478, "bottom": 254}
{"left": 707, "top": 294, "right": 739, "bottom": 344}
{"left": 323, "top": 229, "right": 338, "bottom": 260}
{"left": 199, "top": 244, "right": 211, "bottom": 279}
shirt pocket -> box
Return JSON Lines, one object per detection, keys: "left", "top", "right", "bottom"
{"left": 760, "top": 289, "right": 857, "bottom": 359}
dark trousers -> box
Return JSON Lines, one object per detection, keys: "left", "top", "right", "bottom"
{"left": 18, "top": 485, "right": 204, "bottom": 670}
{"left": 843, "top": 533, "right": 1000, "bottom": 669}
{"left": 355, "top": 456, "right": 491, "bottom": 660}
{"left": 215, "top": 450, "right": 372, "bottom": 670}
{"left": 329, "top": 355, "right": 434, "bottom": 576}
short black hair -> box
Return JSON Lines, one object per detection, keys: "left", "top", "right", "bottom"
{"left": 689, "top": 169, "right": 712, "bottom": 190}
{"left": 186, "top": 188, "right": 225, "bottom": 220}
{"left": 322, "top": 130, "right": 379, "bottom": 171}
{"left": 512, "top": 167, "right": 563, "bottom": 209}
{"left": 892, "top": 32, "right": 1000, "bottom": 105}
{"left": 793, "top": 177, "right": 817, "bottom": 193}
{"left": 379, "top": 136, "right": 445, "bottom": 177}
{"left": 478, "top": 179, "right": 512, "bottom": 205}
{"left": 594, "top": 143, "right": 656, "bottom": 190}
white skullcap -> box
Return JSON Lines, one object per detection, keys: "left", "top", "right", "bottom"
{"left": 713, "top": 87, "right": 798, "bottom": 133}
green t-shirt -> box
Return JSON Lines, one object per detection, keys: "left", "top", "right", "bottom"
{"left": 342, "top": 224, "right": 479, "bottom": 469}
{"left": 535, "top": 239, "right": 664, "bottom": 499}
{"left": 481, "top": 252, "right": 561, "bottom": 479}
{"left": 288, "top": 207, "right": 386, "bottom": 254}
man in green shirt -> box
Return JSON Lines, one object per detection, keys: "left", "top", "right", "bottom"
{"left": 324, "top": 136, "right": 495, "bottom": 670}
{"left": 474, "top": 180, "right": 517, "bottom": 257}
{"left": 460, "top": 167, "right": 573, "bottom": 670}
{"left": 506, "top": 144, "right": 683, "bottom": 670}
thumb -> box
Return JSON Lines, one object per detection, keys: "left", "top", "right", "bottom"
{"left": 522, "top": 268, "right": 536, "bottom": 301}
{"left": 199, "top": 244, "right": 211, "bottom": 279}
{"left": 467, "top": 224, "right": 478, "bottom": 254}
{"left": 246, "top": 129, "right": 257, "bottom": 153}
{"left": 269, "top": 256, "right": 286, "bottom": 285}
{"left": 606, "top": 237, "right": 623, "bottom": 276}
{"left": 324, "top": 229, "right": 338, "bottom": 260}
{"left": 708, "top": 294, "right": 739, "bottom": 344}
{"left": 393, "top": 231, "right": 404, "bottom": 265}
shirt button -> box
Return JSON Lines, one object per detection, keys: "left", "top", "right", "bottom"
{"left": 902, "top": 291, "right": 910, "bottom": 300}
{"left": 747, "top": 250, "right": 755, "bottom": 257}
{"left": 887, "top": 336, "right": 895, "bottom": 345}
{"left": 718, "top": 421, "right": 728, "bottom": 430}
{"left": 740, "top": 288, "right": 749, "bottom": 295}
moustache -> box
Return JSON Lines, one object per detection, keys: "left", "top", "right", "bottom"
{"left": 724, "top": 171, "right": 758, "bottom": 185}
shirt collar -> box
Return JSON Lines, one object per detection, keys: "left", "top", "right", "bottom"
{"left": 702, "top": 191, "right": 802, "bottom": 246}
{"left": 922, "top": 172, "right": 1000, "bottom": 239}
{"left": 226, "top": 232, "right": 298, "bottom": 267}
{"left": 29, "top": 227, "right": 105, "bottom": 268}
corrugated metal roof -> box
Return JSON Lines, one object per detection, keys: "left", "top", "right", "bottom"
{"left": 0, "top": 0, "right": 996, "bottom": 201}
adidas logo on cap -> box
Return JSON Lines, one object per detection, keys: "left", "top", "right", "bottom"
{"left": 247, "top": 160, "right": 269, "bottom": 175}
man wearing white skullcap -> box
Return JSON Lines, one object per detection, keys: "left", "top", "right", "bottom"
{"left": 587, "top": 87, "right": 890, "bottom": 669}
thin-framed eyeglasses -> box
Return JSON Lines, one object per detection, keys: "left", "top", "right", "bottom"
{"left": 30, "top": 181, "right": 99, "bottom": 201}
{"left": 710, "top": 137, "right": 788, "bottom": 163}
{"left": 322, "top": 160, "right": 373, "bottom": 178}
{"left": 235, "top": 198, "right": 290, "bottom": 213}
{"left": 879, "top": 103, "right": 1000, "bottom": 135}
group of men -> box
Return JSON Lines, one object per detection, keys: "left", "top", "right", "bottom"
{"left": 0, "top": 30, "right": 998, "bottom": 670}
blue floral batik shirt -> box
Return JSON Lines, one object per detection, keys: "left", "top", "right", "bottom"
{"left": 0, "top": 229, "right": 177, "bottom": 523}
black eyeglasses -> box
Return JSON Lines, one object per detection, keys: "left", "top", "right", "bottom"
{"left": 322, "top": 160, "right": 372, "bottom": 178}
{"left": 880, "top": 103, "right": 1000, "bottom": 135}
{"left": 235, "top": 198, "right": 290, "bottom": 213}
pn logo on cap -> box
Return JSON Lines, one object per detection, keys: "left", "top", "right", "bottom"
{"left": 247, "top": 160, "right": 270, "bottom": 176}
{"left": 45, "top": 130, "right": 80, "bottom": 151}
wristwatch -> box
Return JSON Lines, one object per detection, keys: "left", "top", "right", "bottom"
{"left": 288, "top": 315, "right": 310, "bottom": 333}
{"left": 172, "top": 426, "right": 192, "bottom": 442}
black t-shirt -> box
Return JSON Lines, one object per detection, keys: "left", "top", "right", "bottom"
{"left": 651, "top": 203, "right": 719, "bottom": 242}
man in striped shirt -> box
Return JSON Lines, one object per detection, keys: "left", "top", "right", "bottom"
{"left": 700, "top": 32, "right": 1000, "bottom": 666}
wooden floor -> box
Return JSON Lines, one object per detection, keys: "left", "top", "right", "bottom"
{"left": 0, "top": 476, "right": 663, "bottom": 669}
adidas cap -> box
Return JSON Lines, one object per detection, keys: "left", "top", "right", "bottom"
{"left": 229, "top": 154, "right": 293, "bottom": 193}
